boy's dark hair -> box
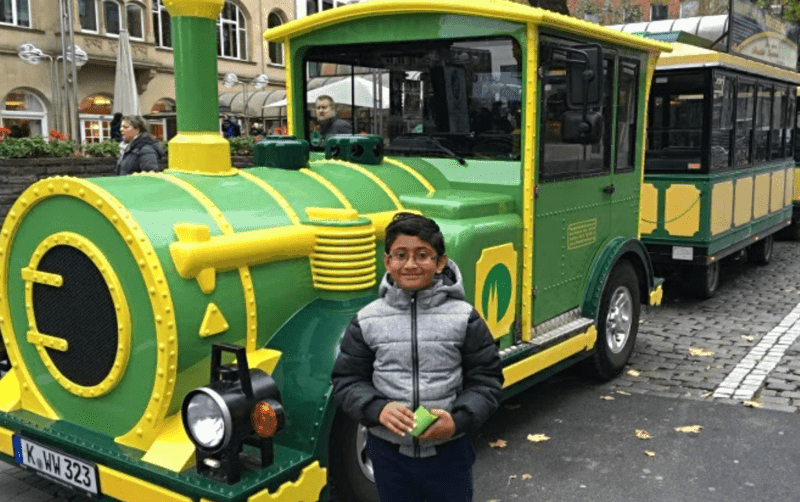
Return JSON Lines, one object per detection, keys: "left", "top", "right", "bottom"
{"left": 384, "top": 212, "right": 445, "bottom": 257}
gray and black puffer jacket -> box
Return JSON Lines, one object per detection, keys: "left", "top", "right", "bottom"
{"left": 332, "top": 259, "right": 504, "bottom": 457}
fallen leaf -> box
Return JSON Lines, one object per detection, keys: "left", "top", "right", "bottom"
{"left": 675, "top": 425, "right": 702, "bottom": 434}
{"left": 489, "top": 439, "right": 508, "bottom": 448}
{"left": 522, "top": 473, "right": 533, "bottom": 480}
{"left": 627, "top": 369, "right": 641, "bottom": 377}
{"left": 634, "top": 429, "right": 651, "bottom": 440}
{"left": 616, "top": 390, "right": 631, "bottom": 396}
{"left": 527, "top": 433, "right": 550, "bottom": 443}
{"left": 645, "top": 450, "right": 656, "bottom": 457}
{"left": 600, "top": 395, "right": 615, "bottom": 401}
{"left": 507, "top": 474, "right": 517, "bottom": 486}
{"left": 689, "top": 347, "right": 715, "bottom": 357}
{"left": 743, "top": 400, "right": 763, "bottom": 408}
{"left": 743, "top": 336, "right": 755, "bottom": 342}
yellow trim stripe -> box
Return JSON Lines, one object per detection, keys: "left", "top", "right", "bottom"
{"left": 284, "top": 39, "right": 294, "bottom": 136}
{"left": 98, "top": 464, "right": 193, "bottom": 502}
{"left": 248, "top": 461, "right": 327, "bottom": 502}
{"left": 313, "top": 159, "right": 403, "bottom": 209}
{"left": 300, "top": 168, "right": 353, "bottom": 209}
{"left": 383, "top": 157, "right": 436, "bottom": 196}
{"left": 0, "top": 425, "right": 13, "bottom": 456}
{"left": 521, "top": 25, "right": 537, "bottom": 342}
{"left": 264, "top": 0, "right": 671, "bottom": 55}
{"left": 238, "top": 170, "right": 302, "bottom": 225}
{"left": 503, "top": 326, "right": 596, "bottom": 387}
{"left": 144, "top": 172, "right": 259, "bottom": 353}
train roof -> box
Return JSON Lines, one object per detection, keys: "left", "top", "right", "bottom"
{"left": 656, "top": 42, "right": 800, "bottom": 85}
{"left": 263, "top": 0, "right": 672, "bottom": 55}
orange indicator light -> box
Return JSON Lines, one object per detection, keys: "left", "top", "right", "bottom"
{"left": 252, "top": 401, "right": 279, "bottom": 438}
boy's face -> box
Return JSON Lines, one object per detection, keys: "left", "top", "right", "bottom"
{"left": 384, "top": 235, "right": 447, "bottom": 291}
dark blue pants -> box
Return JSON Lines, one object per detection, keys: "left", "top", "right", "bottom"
{"left": 366, "top": 434, "right": 475, "bottom": 502}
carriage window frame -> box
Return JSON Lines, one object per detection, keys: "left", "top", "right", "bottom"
{"left": 753, "top": 83, "right": 772, "bottom": 163}
{"left": 710, "top": 70, "right": 735, "bottom": 172}
{"left": 538, "top": 36, "right": 613, "bottom": 182}
{"left": 734, "top": 77, "right": 755, "bottom": 168}
{"left": 615, "top": 58, "right": 640, "bottom": 173}
{"left": 771, "top": 85, "right": 787, "bottom": 160}
{"left": 645, "top": 69, "right": 709, "bottom": 174}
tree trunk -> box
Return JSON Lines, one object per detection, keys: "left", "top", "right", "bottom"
{"left": 527, "top": 0, "right": 570, "bottom": 15}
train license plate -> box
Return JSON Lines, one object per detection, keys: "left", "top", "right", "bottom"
{"left": 13, "top": 435, "right": 99, "bottom": 495}
{"left": 672, "top": 246, "right": 693, "bottom": 261}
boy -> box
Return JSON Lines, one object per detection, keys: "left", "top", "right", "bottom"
{"left": 332, "top": 212, "right": 504, "bottom": 502}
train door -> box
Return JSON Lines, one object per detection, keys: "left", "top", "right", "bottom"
{"left": 532, "top": 36, "right": 615, "bottom": 324}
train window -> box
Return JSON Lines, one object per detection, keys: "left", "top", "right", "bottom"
{"left": 772, "top": 86, "right": 786, "bottom": 160}
{"left": 538, "top": 39, "right": 611, "bottom": 181}
{"left": 302, "top": 37, "right": 522, "bottom": 161}
{"left": 615, "top": 60, "right": 639, "bottom": 173}
{"left": 710, "top": 73, "right": 734, "bottom": 171}
{"left": 735, "top": 79, "right": 755, "bottom": 167}
{"left": 646, "top": 72, "right": 706, "bottom": 172}
{"left": 786, "top": 88, "right": 796, "bottom": 159}
{"left": 753, "top": 84, "right": 772, "bottom": 163}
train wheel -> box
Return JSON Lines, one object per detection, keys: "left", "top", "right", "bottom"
{"left": 593, "top": 261, "right": 640, "bottom": 380}
{"left": 329, "top": 413, "right": 379, "bottom": 502}
{"left": 747, "top": 235, "right": 774, "bottom": 265}
{"left": 688, "top": 261, "right": 720, "bottom": 299}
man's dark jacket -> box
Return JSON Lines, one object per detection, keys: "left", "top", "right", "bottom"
{"left": 319, "top": 115, "right": 353, "bottom": 138}
{"left": 116, "top": 133, "right": 164, "bottom": 175}
{"left": 332, "top": 259, "right": 504, "bottom": 457}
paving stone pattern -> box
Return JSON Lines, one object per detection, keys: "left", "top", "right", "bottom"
{"left": 612, "top": 240, "right": 800, "bottom": 414}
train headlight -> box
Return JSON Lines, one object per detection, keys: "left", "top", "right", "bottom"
{"left": 182, "top": 343, "right": 285, "bottom": 484}
{"left": 184, "top": 391, "right": 229, "bottom": 449}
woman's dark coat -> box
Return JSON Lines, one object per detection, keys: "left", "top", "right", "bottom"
{"left": 116, "top": 133, "right": 165, "bottom": 175}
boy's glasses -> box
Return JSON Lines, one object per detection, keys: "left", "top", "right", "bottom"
{"left": 386, "top": 250, "right": 438, "bottom": 264}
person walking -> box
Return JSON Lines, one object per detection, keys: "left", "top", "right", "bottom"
{"left": 109, "top": 112, "right": 123, "bottom": 142}
{"left": 331, "top": 212, "right": 504, "bottom": 502}
{"left": 116, "top": 115, "right": 164, "bottom": 175}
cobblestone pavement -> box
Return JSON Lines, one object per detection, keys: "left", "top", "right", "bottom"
{"left": 4, "top": 241, "right": 800, "bottom": 500}
{"left": 611, "top": 239, "right": 800, "bottom": 414}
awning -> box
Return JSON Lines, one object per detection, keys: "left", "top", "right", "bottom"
{"left": 218, "top": 89, "right": 287, "bottom": 118}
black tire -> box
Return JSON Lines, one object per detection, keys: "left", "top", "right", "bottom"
{"left": 593, "top": 261, "right": 640, "bottom": 380}
{"left": 747, "top": 234, "right": 774, "bottom": 265}
{"left": 329, "top": 413, "right": 379, "bottom": 502}
{"left": 688, "top": 261, "right": 720, "bottom": 299}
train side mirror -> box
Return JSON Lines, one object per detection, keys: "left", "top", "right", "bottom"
{"left": 566, "top": 44, "right": 603, "bottom": 110}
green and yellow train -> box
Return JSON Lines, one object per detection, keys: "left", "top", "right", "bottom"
{"left": 0, "top": 1, "right": 670, "bottom": 501}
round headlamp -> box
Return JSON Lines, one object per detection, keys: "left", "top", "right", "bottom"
{"left": 183, "top": 389, "right": 231, "bottom": 451}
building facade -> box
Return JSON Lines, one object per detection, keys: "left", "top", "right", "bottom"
{"left": 0, "top": 0, "right": 295, "bottom": 142}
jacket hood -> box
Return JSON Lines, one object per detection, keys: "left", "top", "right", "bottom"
{"left": 378, "top": 258, "right": 465, "bottom": 309}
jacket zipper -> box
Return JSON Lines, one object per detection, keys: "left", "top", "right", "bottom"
{"left": 411, "top": 292, "right": 420, "bottom": 457}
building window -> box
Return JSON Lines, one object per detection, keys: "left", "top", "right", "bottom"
{"left": 79, "top": 94, "right": 113, "bottom": 143}
{"left": 0, "top": 0, "right": 30, "bottom": 27}
{"left": 153, "top": 0, "right": 171, "bottom": 48}
{"left": 2, "top": 90, "right": 47, "bottom": 137}
{"left": 217, "top": 2, "right": 247, "bottom": 60}
{"left": 679, "top": 0, "right": 698, "bottom": 18}
{"left": 267, "top": 11, "right": 285, "bottom": 66}
{"left": 104, "top": 0, "right": 120, "bottom": 35}
{"left": 79, "top": 0, "right": 98, "bottom": 32}
{"left": 650, "top": 3, "right": 668, "bottom": 20}
{"left": 127, "top": 2, "right": 143, "bottom": 40}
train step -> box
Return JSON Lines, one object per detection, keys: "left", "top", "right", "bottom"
{"left": 500, "top": 308, "right": 595, "bottom": 362}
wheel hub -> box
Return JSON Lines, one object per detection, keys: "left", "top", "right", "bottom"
{"left": 606, "top": 286, "right": 633, "bottom": 353}
{"left": 356, "top": 424, "right": 375, "bottom": 482}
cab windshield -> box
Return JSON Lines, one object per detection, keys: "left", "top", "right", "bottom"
{"left": 303, "top": 37, "right": 522, "bottom": 161}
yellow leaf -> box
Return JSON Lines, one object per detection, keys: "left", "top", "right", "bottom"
{"left": 600, "top": 395, "right": 615, "bottom": 401}
{"left": 627, "top": 369, "right": 641, "bottom": 377}
{"left": 634, "top": 429, "right": 651, "bottom": 440}
{"left": 689, "top": 347, "right": 715, "bottom": 357}
{"left": 527, "top": 433, "right": 550, "bottom": 443}
{"left": 489, "top": 439, "right": 508, "bottom": 448}
{"left": 616, "top": 390, "right": 631, "bottom": 396}
{"left": 743, "top": 400, "right": 763, "bottom": 408}
{"left": 645, "top": 450, "right": 656, "bottom": 457}
{"left": 743, "top": 336, "right": 755, "bottom": 342}
{"left": 675, "top": 425, "right": 702, "bottom": 434}
{"left": 522, "top": 473, "right": 533, "bottom": 480}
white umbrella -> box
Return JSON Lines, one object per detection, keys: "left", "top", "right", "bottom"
{"left": 113, "top": 29, "right": 139, "bottom": 115}
{"left": 265, "top": 76, "right": 389, "bottom": 109}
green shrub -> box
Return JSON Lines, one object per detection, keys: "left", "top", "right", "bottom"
{"left": 83, "top": 140, "right": 121, "bottom": 158}
{"left": 228, "top": 136, "right": 256, "bottom": 156}
{"left": 0, "top": 137, "right": 76, "bottom": 158}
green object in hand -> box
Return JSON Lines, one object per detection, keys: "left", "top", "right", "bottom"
{"left": 410, "top": 406, "right": 439, "bottom": 437}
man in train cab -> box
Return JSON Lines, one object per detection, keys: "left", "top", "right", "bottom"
{"left": 315, "top": 95, "right": 353, "bottom": 141}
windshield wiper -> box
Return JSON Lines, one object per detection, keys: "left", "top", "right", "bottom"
{"left": 425, "top": 136, "right": 467, "bottom": 166}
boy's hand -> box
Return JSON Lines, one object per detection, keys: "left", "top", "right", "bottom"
{"left": 418, "top": 409, "right": 455, "bottom": 441}
{"left": 379, "top": 402, "right": 416, "bottom": 436}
